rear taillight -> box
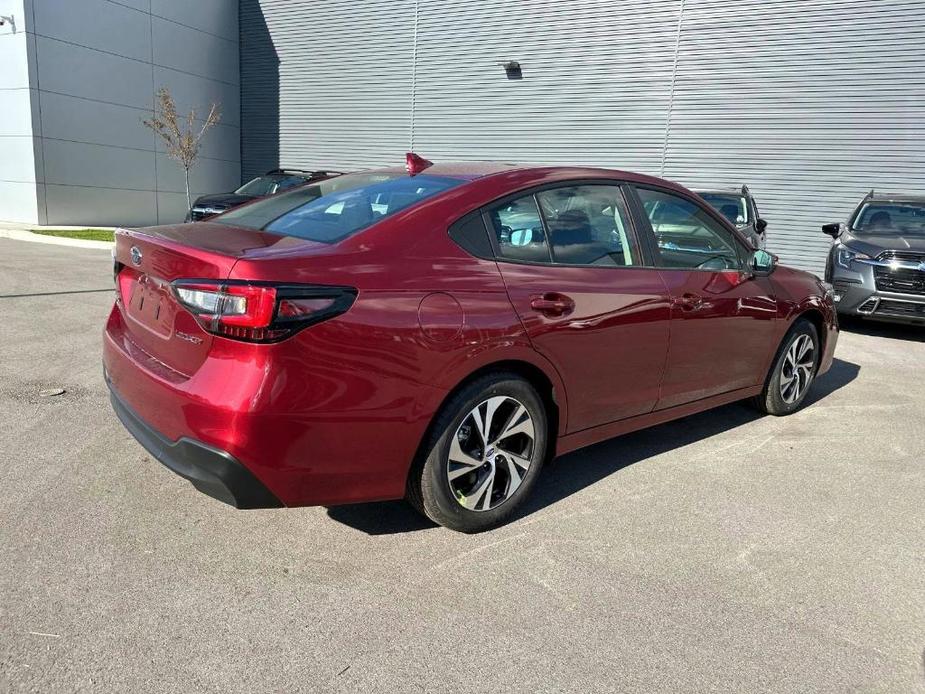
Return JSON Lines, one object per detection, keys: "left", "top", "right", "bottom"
{"left": 171, "top": 280, "right": 356, "bottom": 343}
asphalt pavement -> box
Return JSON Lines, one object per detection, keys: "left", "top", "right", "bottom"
{"left": 1, "top": 238, "right": 923, "bottom": 692}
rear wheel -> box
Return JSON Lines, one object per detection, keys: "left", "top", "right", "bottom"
{"left": 407, "top": 373, "right": 547, "bottom": 532}
{"left": 754, "top": 319, "right": 820, "bottom": 416}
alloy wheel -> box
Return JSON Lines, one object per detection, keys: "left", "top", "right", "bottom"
{"left": 447, "top": 396, "right": 536, "bottom": 511}
{"left": 779, "top": 333, "right": 815, "bottom": 404}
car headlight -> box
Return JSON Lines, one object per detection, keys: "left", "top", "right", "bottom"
{"left": 834, "top": 244, "right": 871, "bottom": 269}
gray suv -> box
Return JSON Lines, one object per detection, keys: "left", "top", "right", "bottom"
{"left": 823, "top": 190, "right": 925, "bottom": 324}
{"left": 695, "top": 185, "right": 767, "bottom": 249}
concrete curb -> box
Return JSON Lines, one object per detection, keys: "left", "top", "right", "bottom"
{"left": 0, "top": 229, "right": 114, "bottom": 250}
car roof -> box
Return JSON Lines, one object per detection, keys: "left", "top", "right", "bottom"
{"left": 693, "top": 187, "right": 747, "bottom": 195}
{"left": 350, "top": 161, "right": 692, "bottom": 192}
{"left": 865, "top": 192, "right": 925, "bottom": 203}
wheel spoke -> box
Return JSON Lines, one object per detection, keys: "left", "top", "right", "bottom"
{"left": 797, "top": 335, "right": 812, "bottom": 361}
{"left": 494, "top": 404, "right": 534, "bottom": 444}
{"left": 503, "top": 456, "right": 523, "bottom": 496}
{"left": 473, "top": 396, "right": 505, "bottom": 447}
{"left": 448, "top": 436, "right": 481, "bottom": 469}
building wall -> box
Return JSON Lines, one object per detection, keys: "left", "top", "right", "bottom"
{"left": 1, "top": 0, "right": 240, "bottom": 227}
{"left": 0, "top": 1, "right": 42, "bottom": 223}
{"left": 240, "top": 0, "right": 925, "bottom": 275}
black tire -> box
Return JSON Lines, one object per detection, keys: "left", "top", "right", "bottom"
{"left": 753, "top": 318, "right": 820, "bottom": 416}
{"left": 407, "top": 372, "right": 548, "bottom": 533}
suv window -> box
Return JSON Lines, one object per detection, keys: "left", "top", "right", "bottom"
{"left": 537, "top": 185, "right": 638, "bottom": 266}
{"left": 636, "top": 187, "right": 744, "bottom": 270}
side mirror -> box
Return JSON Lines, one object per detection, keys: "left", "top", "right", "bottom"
{"left": 750, "top": 249, "right": 777, "bottom": 276}
{"left": 822, "top": 223, "right": 841, "bottom": 237}
{"left": 755, "top": 218, "right": 768, "bottom": 233}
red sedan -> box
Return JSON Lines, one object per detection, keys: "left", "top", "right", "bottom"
{"left": 104, "top": 156, "right": 837, "bottom": 532}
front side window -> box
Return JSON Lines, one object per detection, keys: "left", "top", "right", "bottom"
{"left": 851, "top": 202, "right": 925, "bottom": 236}
{"left": 536, "top": 185, "right": 639, "bottom": 266}
{"left": 636, "top": 187, "right": 744, "bottom": 270}
{"left": 217, "top": 173, "right": 464, "bottom": 243}
{"left": 698, "top": 193, "right": 749, "bottom": 226}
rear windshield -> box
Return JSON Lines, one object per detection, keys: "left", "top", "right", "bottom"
{"left": 217, "top": 172, "right": 464, "bottom": 242}
{"left": 851, "top": 202, "right": 925, "bottom": 236}
{"left": 698, "top": 193, "right": 749, "bottom": 225}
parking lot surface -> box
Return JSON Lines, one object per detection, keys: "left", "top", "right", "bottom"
{"left": 1, "top": 238, "right": 923, "bottom": 693}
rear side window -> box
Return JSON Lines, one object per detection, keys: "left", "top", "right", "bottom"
{"left": 536, "top": 185, "right": 639, "bottom": 266}
{"left": 217, "top": 173, "right": 464, "bottom": 243}
{"left": 487, "top": 196, "right": 551, "bottom": 263}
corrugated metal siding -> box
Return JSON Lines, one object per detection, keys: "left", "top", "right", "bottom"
{"left": 412, "top": 0, "right": 680, "bottom": 171}
{"left": 663, "top": 0, "right": 925, "bottom": 273}
{"left": 240, "top": 0, "right": 414, "bottom": 179}
{"left": 241, "top": 0, "right": 925, "bottom": 274}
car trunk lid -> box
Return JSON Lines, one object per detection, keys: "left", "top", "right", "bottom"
{"left": 113, "top": 224, "right": 285, "bottom": 377}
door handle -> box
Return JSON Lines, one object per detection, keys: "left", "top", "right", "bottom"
{"left": 530, "top": 293, "right": 575, "bottom": 316}
{"left": 672, "top": 292, "right": 704, "bottom": 311}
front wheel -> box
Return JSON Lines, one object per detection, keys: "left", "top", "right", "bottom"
{"left": 407, "top": 373, "right": 548, "bottom": 532}
{"left": 754, "top": 319, "right": 820, "bottom": 416}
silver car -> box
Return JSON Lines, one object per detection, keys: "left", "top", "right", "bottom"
{"left": 695, "top": 185, "right": 767, "bottom": 249}
{"left": 823, "top": 190, "right": 925, "bottom": 325}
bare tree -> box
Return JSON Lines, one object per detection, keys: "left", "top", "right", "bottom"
{"left": 143, "top": 87, "right": 221, "bottom": 211}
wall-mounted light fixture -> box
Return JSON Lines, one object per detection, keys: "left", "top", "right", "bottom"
{"left": 0, "top": 14, "right": 16, "bottom": 32}
{"left": 499, "top": 61, "right": 522, "bottom": 79}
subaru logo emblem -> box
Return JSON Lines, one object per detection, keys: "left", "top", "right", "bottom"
{"left": 130, "top": 246, "right": 142, "bottom": 266}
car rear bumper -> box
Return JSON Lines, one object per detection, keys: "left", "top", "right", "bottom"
{"left": 103, "top": 300, "right": 445, "bottom": 508}
{"left": 108, "top": 375, "right": 282, "bottom": 509}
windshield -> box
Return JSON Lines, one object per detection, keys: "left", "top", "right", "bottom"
{"left": 851, "top": 203, "right": 925, "bottom": 236}
{"left": 217, "top": 172, "right": 464, "bottom": 242}
{"left": 698, "top": 193, "right": 749, "bottom": 226}
{"left": 235, "top": 175, "right": 306, "bottom": 197}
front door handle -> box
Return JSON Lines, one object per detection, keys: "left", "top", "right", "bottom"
{"left": 530, "top": 293, "right": 576, "bottom": 317}
{"left": 672, "top": 292, "right": 704, "bottom": 311}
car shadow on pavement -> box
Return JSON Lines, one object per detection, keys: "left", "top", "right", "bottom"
{"left": 837, "top": 317, "right": 925, "bottom": 342}
{"left": 326, "top": 357, "right": 860, "bottom": 535}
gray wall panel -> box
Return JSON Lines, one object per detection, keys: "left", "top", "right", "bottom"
{"left": 34, "top": 35, "right": 153, "bottom": 109}
{"left": 33, "top": 0, "right": 151, "bottom": 62}
{"left": 155, "top": 153, "right": 240, "bottom": 194}
{"left": 44, "top": 183, "right": 157, "bottom": 226}
{"left": 42, "top": 139, "right": 156, "bottom": 190}
{"left": 39, "top": 91, "right": 151, "bottom": 150}
{"left": 153, "top": 65, "right": 241, "bottom": 127}
{"left": 152, "top": 15, "right": 238, "bottom": 84}
{"left": 152, "top": 0, "right": 238, "bottom": 40}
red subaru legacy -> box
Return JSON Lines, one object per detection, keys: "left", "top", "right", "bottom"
{"left": 104, "top": 156, "right": 837, "bottom": 532}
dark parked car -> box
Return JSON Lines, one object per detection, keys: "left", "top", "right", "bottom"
{"left": 185, "top": 169, "right": 340, "bottom": 221}
{"left": 823, "top": 190, "right": 925, "bottom": 324}
{"left": 105, "top": 156, "right": 837, "bottom": 532}
{"left": 696, "top": 185, "right": 767, "bottom": 249}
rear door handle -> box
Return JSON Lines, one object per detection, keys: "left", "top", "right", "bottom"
{"left": 530, "top": 293, "right": 575, "bottom": 316}
{"left": 672, "top": 292, "right": 704, "bottom": 311}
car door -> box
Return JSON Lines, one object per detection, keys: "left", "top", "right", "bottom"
{"left": 629, "top": 185, "right": 779, "bottom": 410}
{"left": 485, "top": 183, "right": 671, "bottom": 432}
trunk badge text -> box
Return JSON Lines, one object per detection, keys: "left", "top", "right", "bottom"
{"left": 175, "top": 331, "right": 203, "bottom": 345}
{"left": 130, "top": 246, "right": 143, "bottom": 266}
